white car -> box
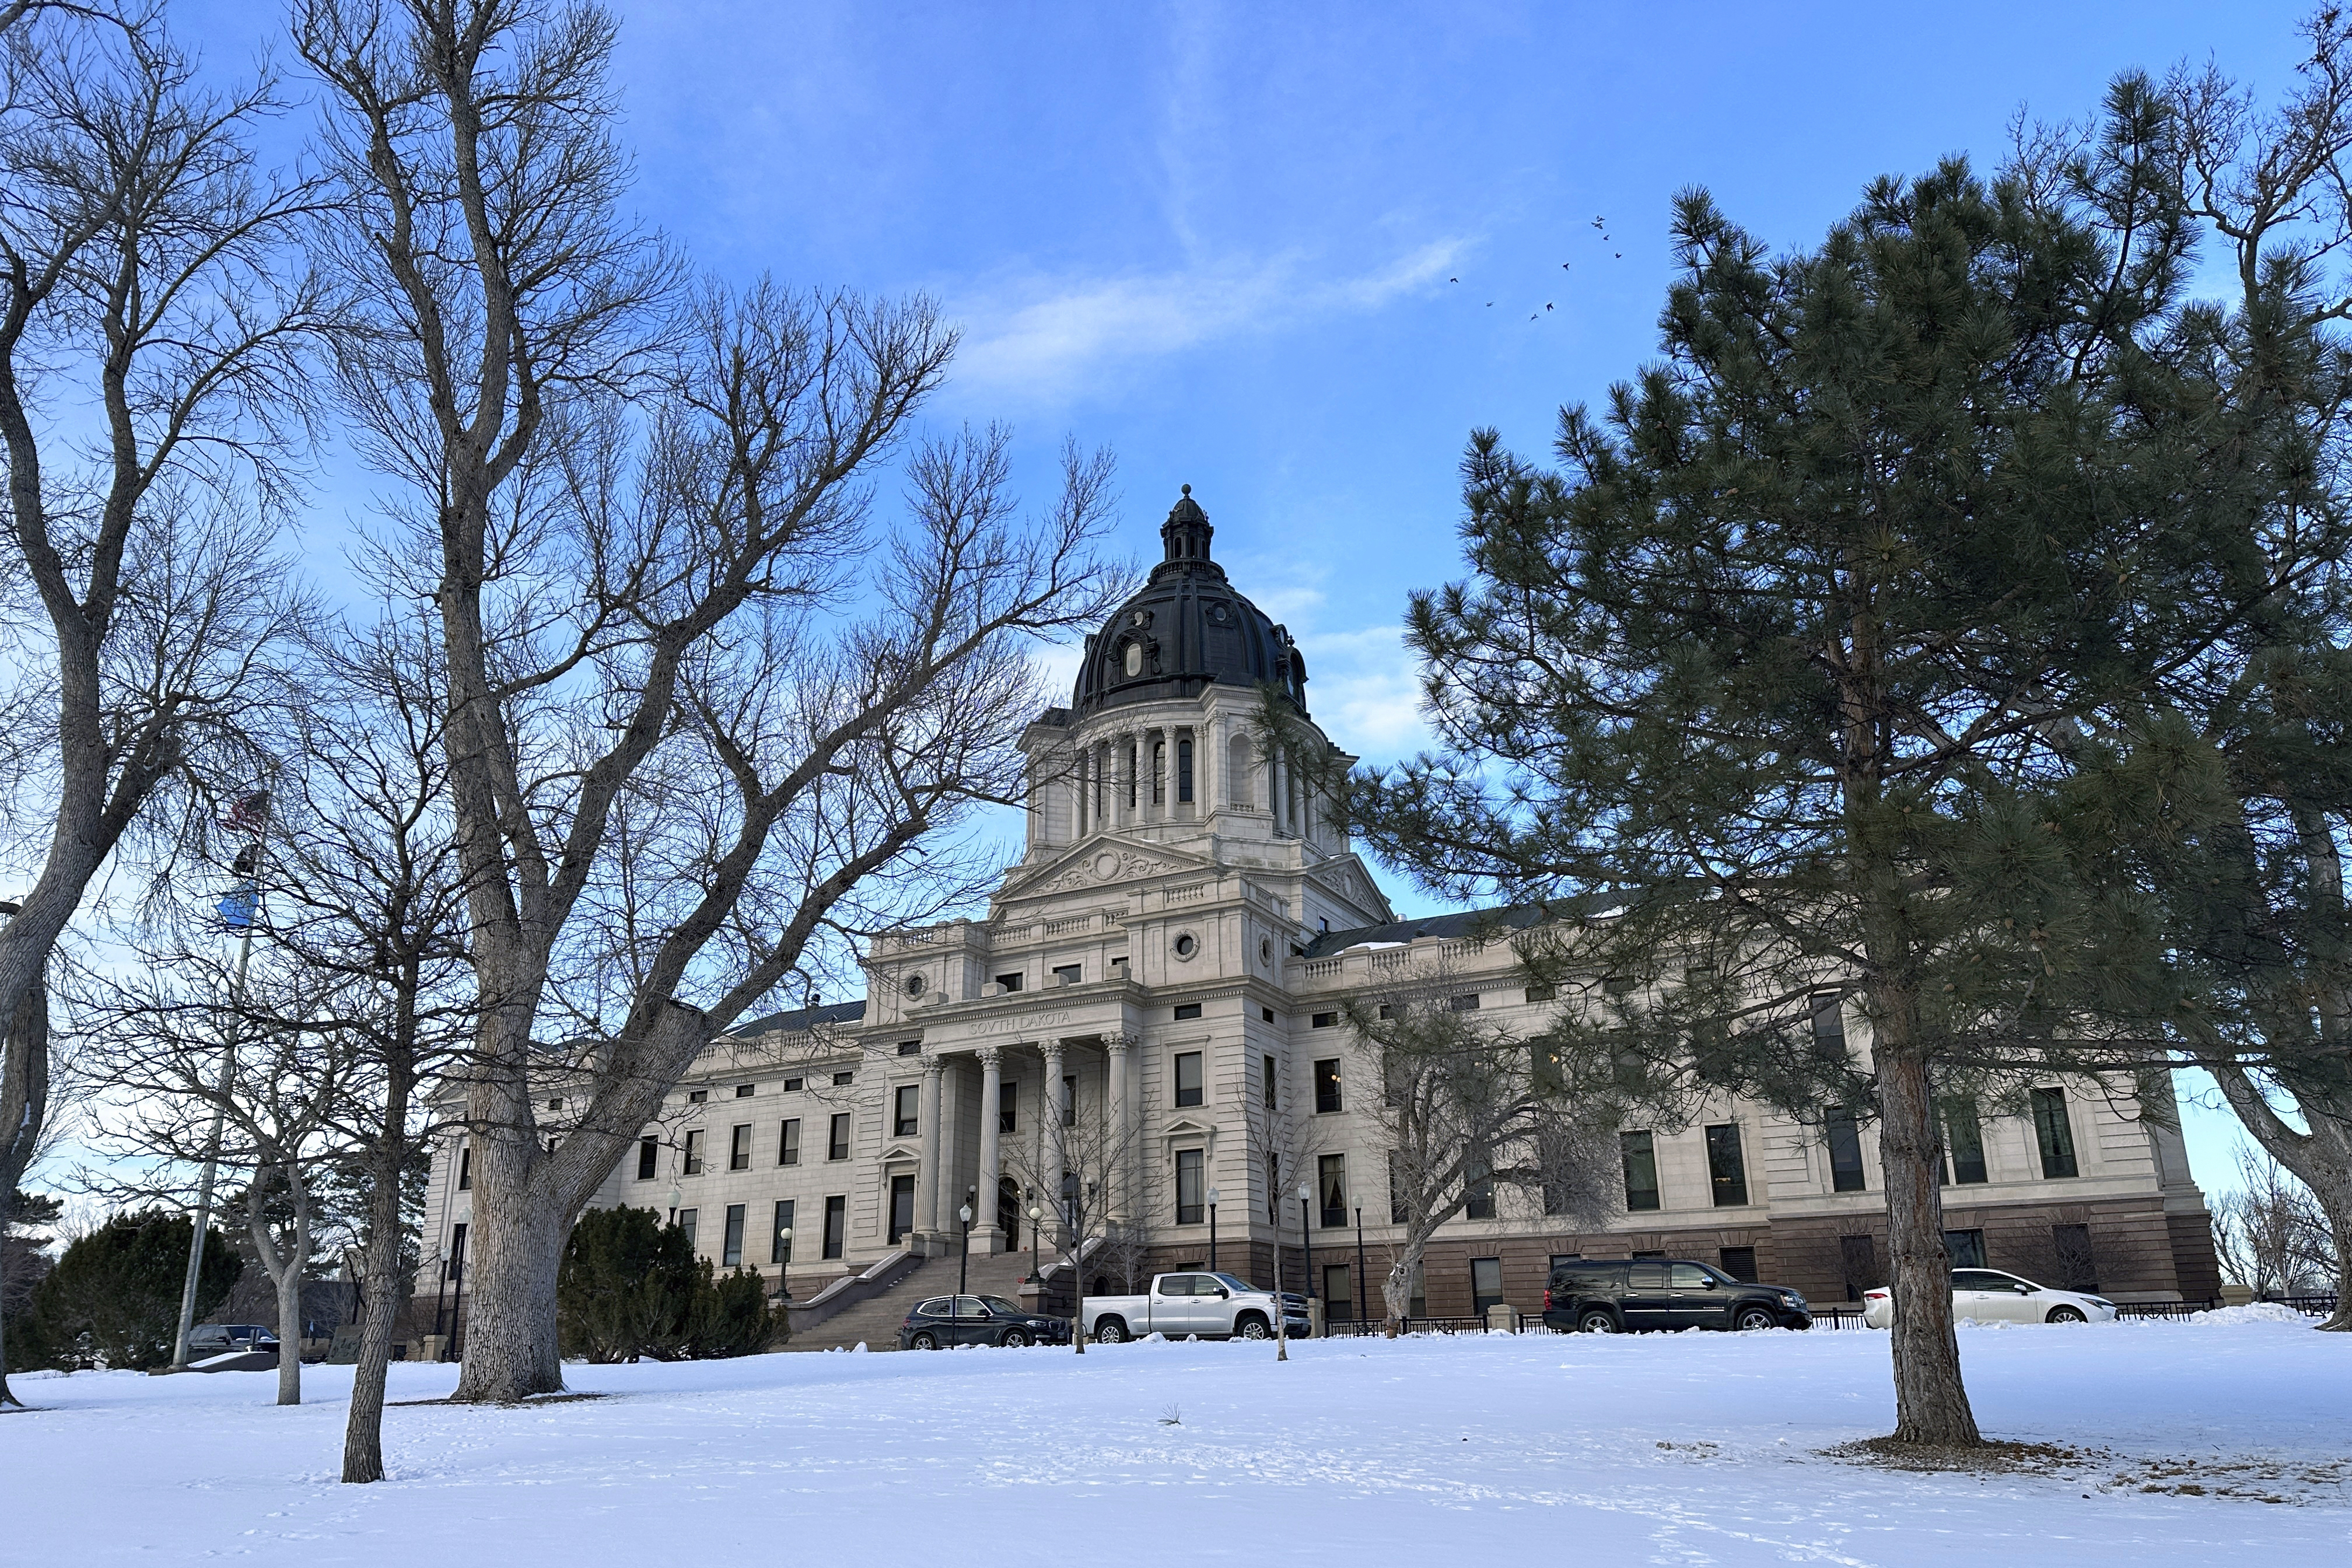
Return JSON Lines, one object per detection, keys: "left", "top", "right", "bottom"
{"left": 1861, "top": 1268, "right": 2116, "bottom": 1328}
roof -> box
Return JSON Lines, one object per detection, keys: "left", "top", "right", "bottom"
{"left": 724, "top": 999, "right": 868, "bottom": 1038}
{"left": 1070, "top": 487, "right": 1307, "bottom": 718}
{"left": 1301, "top": 902, "right": 1552, "bottom": 959}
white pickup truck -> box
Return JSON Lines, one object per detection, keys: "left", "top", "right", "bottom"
{"left": 1083, "top": 1271, "right": 1312, "bottom": 1343}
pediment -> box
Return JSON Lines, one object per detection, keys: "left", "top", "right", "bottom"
{"left": 1158, "top": 1115, "right": 1220, "bottom": 1140}
{"left": 997, "top": 833, "right": 1217, "bottom": 906}
{"left": 880, "top": 1142, "right": 921, "bottom": 1164}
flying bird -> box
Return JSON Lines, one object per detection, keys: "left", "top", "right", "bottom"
{"left": 1546, "top": 303, "right": 1554, "bottom": 310}
{"left": 1449, "top": 276, "right": 1459, "bottom": 282}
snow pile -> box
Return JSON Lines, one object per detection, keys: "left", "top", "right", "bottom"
{"left": 2186, "top": 1300, "right": 2322, "bottom": 1326}
{"left": 6, "top": 1314, "right": 2344, "bottom": 1566}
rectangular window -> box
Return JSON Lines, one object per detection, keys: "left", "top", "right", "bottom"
{"left": 729, "top": 1124, "right": 752, "bottom": 1171}
{"left": 1465, "top": 1172, "right": 1494, "bottom": 1220}
{"left": 1838, "top": 1233, "right": 1877, "bottom": 1301}
{"left": 1177, "top": 736, "right": 1194, "bottom": 802}
{"left": 1319, "top": 1153, "right": 1348, "bottom": 1227}
{"left": 2051, "top": 1222, "right": 2098, "bottom": 1290}
{"left": 995, "top": 971, "right": 1023, "bottom": 993}
{"left": 1810, "top": 990, "right": 1847, "bottom": 1063}
{"left": 446, "top": 1222, "right": 467, "bottom": 1282}
{"left": 1324, "top": 1264, "right": 1354, "bottom": 1320}
{"left": 1268, "top": 1153, "right": 1280, "bottom": 1223}
{"left": 1470, "top": 1256, "right": 1505, "bottom": 1314}
{"left": 722, "top": 1203, "right": 746, "bottom": 1266}
{"left": 1262, "top": 1055, "right": 1278, "bottom": 1108}
{"left": 1450, "top": 993, "right": 1480, "bottom": 1012}
{"left": 1052, "top": 963, "right": 1082, "bottom": 987}
{"left": 1408, "top": 1259, "right": 1426, "bottom": 1318}
{"left": 636, "top": 1136, "right": 657, "bottom": 1180}
{"left": 1173, "top": 1002, "right": 1203, "bottom": 1021}
{"left": 1060, "top": 1074, "right": 1076, "bottom": 1128}
{"left": 2031, "top": 1088, "right": 2079, "bottom": 1178}
{"left": 682, "top": 1129, "right": 704, "bottom": 1176}
{"left": 822, "top": 1195, "right": 846, "bottom": 1261}
{"left": 1152, "top": 740, "right": 1166, "bottom": 805}
{"left": 1175, "top": 1148, "right": 1205, "bottom": 1224}
{"left": 771, "top": 1200, "right": 794, "bottom": 1265}
{"left": 1705, "top": 1123, "right": 1748, "bottom": 1207}
{"left": 1824, "top": 1108, "right": 1867, "bottom": 1192}
{"left": 888, "top": 1173, "right": 915, "bottom": 1244}
{"left": 999, "top": 1079, "right": 1018, "bottom": 1133}
{"left": 1944, "top": 1228, "right": 1986, "bottom": 1270}
{"left": 677, "top": 1208, "right": 699, "bottom": 1250}
{"left": 1174, "top": 1051, "right": 1203, "bottom": 1108}
{"left": 896, "top": 1040, "right": 921, "bottom": 1056}
{"left": 1313, "top": 1058, "right": 1342, "bottom": 1114}
{"left": 1620, "top": 1131, "right": 1661, "bottom": 1211}
{"left": 1718, "top": 1245, "right": 1759, "bottom": 1283}
{"left": 1261, "top": 1005, "right": 1275, "bottom": 1023}
{"left": 827, "top": 1113, "right": 851, "bottom": 1161}
{"left": 1311, "top": 1011, "right": 1336, "bottom": 1028}
{"left": 457, "top": 1145, "right": 471, "bottom": 1191}
{"left": 735, "top": 1084, "right": 755, "bottom": 1098}
{"left": 1525, "top": 983, "right": 1558, "bottom": 1003}
{"left": 832, "top": 1070, "right": 855, "bottom": 1087}
{"left": 782, "top": 1076, "right": 804, "bottom": 1092}
{"left": 894, "top": 1084, "right": 919, "bottom": 1138}
{"left": 1945, "top": 1102, "right": 1988, "bottom": 1184}
{"left": 688, "top": 1089, "right": 708, "bottom": 1105}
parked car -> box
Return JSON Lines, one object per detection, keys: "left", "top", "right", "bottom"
{"left": 898, "top": 1294, "right": 1070, "bottom": 1350}
{"left": 1084, "top": 1272, "right": 1312, "bottom": 1342}
{"left": 1541, "top": 1259, "right": 1811, "bottom": 1333}
{"left": 1860, "top": 1268, "right": 2116, "bottom": 1328}
{"left": 187, "top": 1324, "right": 281, "bottom": 1355}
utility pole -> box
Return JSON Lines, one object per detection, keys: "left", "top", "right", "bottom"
{"left": 172, "top": 798, "right": 268, "bottom": 1369}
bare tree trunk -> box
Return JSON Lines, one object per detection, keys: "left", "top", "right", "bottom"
{"left": 248, "top": 1167, "right": 313, "bottom": 1406}
{"left": 1874, "top": 1038, "right": 1980, "bottom": 1445}
{"left": 2207, "top": 1058, "right": 2352, "bottom": 1332}
{"left": 0, "top": 947, "right": 48, "bottom": 1408}
{"left": 1382, "top": 1247, "right": 1419, "bottom": 1337}
{"left": 344, "top": 1060, "right": 414, "bottom": 1482}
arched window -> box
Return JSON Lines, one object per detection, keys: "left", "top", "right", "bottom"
{"left": 1227, "top": 734, "right": 1254, "bottom": 810}
{"left": 1152, "top": 740, "right": 1166, "bottom": 807}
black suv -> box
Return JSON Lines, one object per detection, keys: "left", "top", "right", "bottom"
{"left": 898, "top": 1294, "right": 1071, "bottom": 1350}
{"left": 1541, "top": 1259, "right": 1811, "bottom": 1333}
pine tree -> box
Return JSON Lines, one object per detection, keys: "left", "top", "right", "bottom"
{"left": 18, "top": 1210, "right": 242, "bottom": 1371}
{"left": 1351, "top": 118, "right": 2290, "bottom": 1445}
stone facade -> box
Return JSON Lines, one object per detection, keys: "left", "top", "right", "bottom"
{"left": 421, "top": 494, "right": 2222, "bottom": 1325}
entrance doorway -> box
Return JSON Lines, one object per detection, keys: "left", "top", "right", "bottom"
{"left": 888, "top": 1173, "right": 915, "bottom": 1244}
{"left": 999, "top": 1176, "right": 1022, "bottom": 1250}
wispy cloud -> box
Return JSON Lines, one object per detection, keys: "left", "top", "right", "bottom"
{"left": 949, "top": 238, "right": 1467, "bottom": 404}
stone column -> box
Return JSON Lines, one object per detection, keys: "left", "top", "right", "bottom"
{"left": 1107, "top": 1035, "right": 1133, "bottom": 1222}
{"left": 916, "top": 1056, "right": 944, "bottom": 1245}
{"left": 975, "top": 1046, "right": 1004, "bottom": 1253}
{"left": 1040, "top": 1039, "right": 1066, "bottom": 1244}
{"left": 935, "top": 1055, "right": 963, "bottom": 1239}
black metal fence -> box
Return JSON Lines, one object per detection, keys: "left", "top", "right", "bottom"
{"left": 1308, "top": 1294, "right": 2337, "bottom": 1338}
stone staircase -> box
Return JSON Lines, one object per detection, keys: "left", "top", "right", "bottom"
{"left": 784, "top": 1251, "right": 1037, "bottom": 1352}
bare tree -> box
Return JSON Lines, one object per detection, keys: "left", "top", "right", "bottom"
{"left": 299, "top": 0, "right": 1128, "bottom": 1402}
{"left": 1341, "top": 958, "right": 1618, "bottom": 1334}
{"left": 2213, "top": 1147, "right": 2340, "bottom": 1299}
{"left": 0, "top": 4, "right": 321, "bottom": 1385}
{"left": 999, "top": 1041, "right": 1153, "bottom": 1353}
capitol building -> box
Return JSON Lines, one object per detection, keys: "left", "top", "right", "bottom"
{"left": 425, "top": 489, "right": 2222, "bottom": 1335}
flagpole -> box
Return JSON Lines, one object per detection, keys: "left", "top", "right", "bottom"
{"left": 171, "top": 807, "right": 265, "bottom": 1370}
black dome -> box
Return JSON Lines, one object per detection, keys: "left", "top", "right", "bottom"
{"left": 1071, "top": 487, "right": 1307, "bottom": 718}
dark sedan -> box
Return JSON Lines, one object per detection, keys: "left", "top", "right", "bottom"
{"left": 898, "top": 1294, "right": 1070, "bottom": 1350}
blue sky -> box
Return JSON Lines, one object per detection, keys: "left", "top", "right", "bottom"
{"left": 160, "top": 0, "right": 2312, "bottom": 1194}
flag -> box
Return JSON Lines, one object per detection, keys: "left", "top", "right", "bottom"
{"left": 220, "top": 791, "right": 270, "bottom": 835}
{"left": 217, "top": 879, "right": 258, "bottom": 931}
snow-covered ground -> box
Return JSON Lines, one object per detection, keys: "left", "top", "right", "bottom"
{"left": 5, "top": 1313, "right": 2346, "bottom": 1564}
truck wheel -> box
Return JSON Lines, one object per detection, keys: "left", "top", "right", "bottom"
{"left": 1235, "top": 1314, "right": 1271, "bottom": 1340}
{"left": 1094, "top": 1317, "right": 1129, "bottom": 1344}
{"left": 999, "top": 1328, "right": 1031, "bottom": 1348}
{"left": 1734, "top": 1306, "right": 1778, "bottom": 1332}
{"left": 1576, "top": 1309, "right": 1619, "bottom": 1334}
{"left": 909, "top": 1331, "right": 938, "bottom": 1350}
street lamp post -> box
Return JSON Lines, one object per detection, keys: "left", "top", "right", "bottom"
{"left": 776, "top": 1226, "right": 794, "bottom": 1303}
{"left": 1206, "top": 1186, "right": 1219, "bottom": 1274}
{"left": 1353, "top": 1204, "right": 1367, "bottom": 1329}
{"left": 1026, "top": 1195, "right": 1043, "bottom": 1283}
{"left": 1297, "top": 1182, "right": 1314, "bottom": 1337}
